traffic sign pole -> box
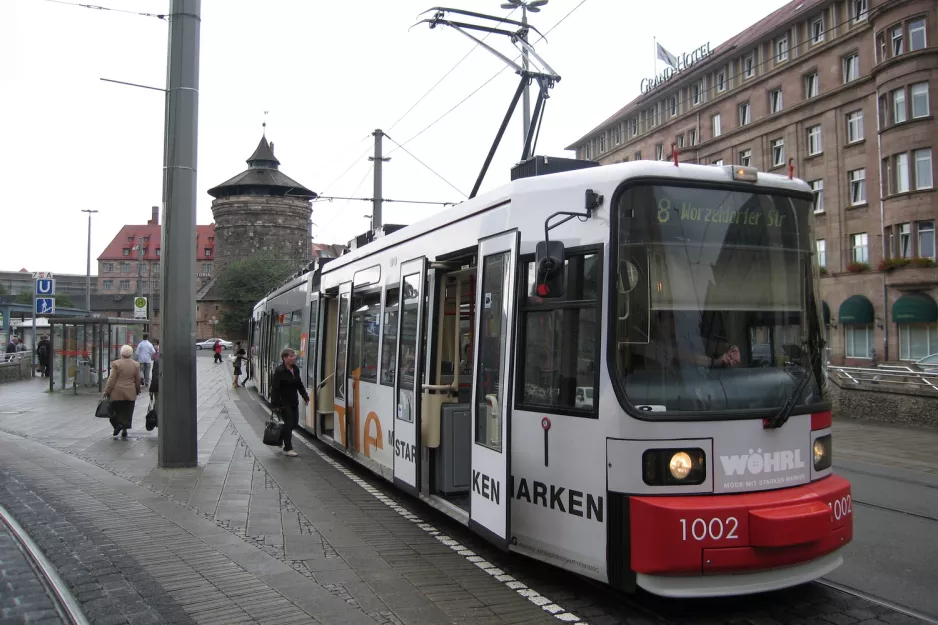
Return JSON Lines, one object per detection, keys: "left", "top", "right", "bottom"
{"left": 31, "top": 273, "right": 55, "bottom": 377}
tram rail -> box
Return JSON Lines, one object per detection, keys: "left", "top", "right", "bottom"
{"left": 815, "top": 579, "right": 938, "bottom": 625}
{"left": 0, "top": 503, "right": 89, "bottom": 625}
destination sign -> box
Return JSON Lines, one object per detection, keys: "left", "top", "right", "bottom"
{"left": 619, "top": 186, "right": 809, "bottom": 251}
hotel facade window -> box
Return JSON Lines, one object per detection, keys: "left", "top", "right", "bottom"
{"left": 807, "top": 125, "right": 822, "bottom": 155}
{"left": 915, "top": 149, "right": 933, "bottom": 190}
{"left": 847, "top": 110, "right": 864, "bottom": 143}
{"left": 851, "top": 232, "right": 869, "bottom": 263}
{"left": 811, "top": 180, "right": 824, "bottom": 213}
{"left": 771, "top": 138, "right": 785, "bottom": 167}
{"left": 849, "top": 169, "right": 866, "bottom": 205}
{"left": 770, "top": 88, "right": 783, "bottom": 113}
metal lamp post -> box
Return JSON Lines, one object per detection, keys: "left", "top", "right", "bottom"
{"left": 499, "top": 0, "right": 548, "bottom": 145}
{"left": 81, "top": 209, "right": 99, "bottom": 312}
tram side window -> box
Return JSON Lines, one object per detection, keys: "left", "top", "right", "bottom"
{"left": 517, "top": 250, "right": 601, "bottom": 414}
{"left": 349, "top": 291, "right": 382, "bottom": 383}
{"left": 380, "top": 287, "right": 400, "bottom": 386}
{"left": 307, "top": 300, "right": 320, "bottom": 387}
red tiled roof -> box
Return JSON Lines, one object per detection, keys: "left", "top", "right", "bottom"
{"left": 97, "top": 224, "right": 216, "bottom": 261}
{"left": 565, "top": 0, "right": 828, "bottom": 149}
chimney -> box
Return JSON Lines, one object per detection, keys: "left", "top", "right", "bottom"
{"left": 148, "top": 205, "right": 159, "bottom": 226}
{"left": 269, "top": 142, "right": 275, "bottom": 155}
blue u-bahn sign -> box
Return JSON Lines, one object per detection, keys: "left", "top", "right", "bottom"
{"left": 35, "top": 279, "right": 55, "bottom": 295}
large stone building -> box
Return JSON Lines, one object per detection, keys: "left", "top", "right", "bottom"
{"left": 207, "top": 134, "right": 317, "bottom": 274}
{"left": 566, "top": 0, "right": 937, "bottom": 365}
{"left": 196, "top": 134, "right": 320, "bottom": 339}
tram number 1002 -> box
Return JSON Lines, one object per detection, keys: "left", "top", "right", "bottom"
{"left": 679, "top": 516, "right": 740, "bottom": 541}
{"left": 828, "top": 495, "right": 852, "bottom": 521}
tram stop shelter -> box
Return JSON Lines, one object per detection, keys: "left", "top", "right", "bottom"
{"left": 44, "top": 316, "right": 151, "bottom": 394}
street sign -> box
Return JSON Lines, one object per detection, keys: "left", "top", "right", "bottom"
{"left": 35, "top": 279, "right": 55, "bottom": 296}
{"left": 32, "top": 272, "right": 54, "bottom": 280}
{"left": 134, "top": 296, "right": 147, "bottom": 319}
{"left": 36, "top": 298, "right": 55, "bottom": 315}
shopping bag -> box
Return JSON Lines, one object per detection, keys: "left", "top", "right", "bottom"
{"left": 263, "top": 411, "right": 283, "bottom": 446}
{"left": 95, "top": 398, "right": 113, "bottom": 419}
{"left": 145, "top": 398, "right": 158, "bottom": 431}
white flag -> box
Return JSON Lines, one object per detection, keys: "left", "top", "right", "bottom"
{"left": 657, "top": 42, "right": 679, "bottom": 69}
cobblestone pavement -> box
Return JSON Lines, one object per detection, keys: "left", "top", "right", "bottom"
{"left": 0, "top": 364, "right": 931, "bottom": 625}
{"left": 832, "top": 419, "right": 938, "bottom": 475}
{"left": 0, "top": 514, "right": 66, "bottom": 624}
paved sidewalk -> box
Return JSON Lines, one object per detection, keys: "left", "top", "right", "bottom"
{"left": 0, "top": 364, "right": 564, "bottom": 625}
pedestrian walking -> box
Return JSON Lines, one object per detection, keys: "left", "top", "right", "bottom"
{"left": 271, "top": 347, "right": 309, "bottom": 457}
{"left": 5, "top": 337, "right": 16, "bottom": 354}
{"left": 135, "top": 333, "right": 156, "bottom": 386}
{"left": 232, "top": 341, "right": 246, "bottom": 388}
{"left": 149, "top": 340, "right": 160, "bottom": 400}
{"left": 15, "top": 337, "right": 26, "bottom": 352}
{"left": 36, "top": 335, "right": 50, "bottom": 377}
{"left": 213, "top": 340, "right": 223, "bottom": 364}
{"left": 103, "top": 345, "right": 142, "bottom": 439}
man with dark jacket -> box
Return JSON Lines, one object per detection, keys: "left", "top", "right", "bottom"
{"left": 271, "top": 347, "right": 309, "bottom": 457}
{"left": 36, "top": 335, "right": 51, "bottom": 377}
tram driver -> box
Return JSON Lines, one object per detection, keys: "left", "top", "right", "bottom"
{"left": 626, "top": 310, "right": 741, "bottom": 373}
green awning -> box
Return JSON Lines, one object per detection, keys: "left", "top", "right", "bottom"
{"left": 892, "top": 292, "right": 938, "bottom": 323}
{"left": 838, "top": 295, "right": 874, "bottom": 325}
{"left": 822, "top": 301, "right": 831, "bottom": 325}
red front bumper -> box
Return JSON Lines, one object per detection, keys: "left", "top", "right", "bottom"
{"left": 630, "top": 475, "right": 853, "bottom": 575}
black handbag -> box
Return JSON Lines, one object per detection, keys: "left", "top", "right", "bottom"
{"left": 95, "top": 398, "right": 113, "bottom": 419}
{"left": 145, "top": 398, "right": 158, "bottom": 431}
{"left": 263, "top": 411, "right": 283, "bottom": 447}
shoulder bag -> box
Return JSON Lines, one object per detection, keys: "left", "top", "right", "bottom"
{"left": 263, "top": 410, "right": 284, "bottom": 447}
{"left": 95, "top": 397, "right": 113, "bottom": 419}
{"left": 145, "top": 397, "right": 158, "bottom": 431}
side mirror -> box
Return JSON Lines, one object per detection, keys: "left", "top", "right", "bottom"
{"left": 535, "top": 240, "right": 565, "bottom": 298}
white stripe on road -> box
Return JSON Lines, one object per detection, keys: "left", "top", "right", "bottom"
{"left": 296, "top": 437, "right": 586, "bottom": 624}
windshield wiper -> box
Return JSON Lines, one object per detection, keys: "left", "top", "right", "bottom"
{"left": 764, "top": 337, "right": 825, "bottom": 430}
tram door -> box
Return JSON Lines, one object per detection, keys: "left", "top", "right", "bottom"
{"left": 393, "top": 258, "right": 428, "bottom": 495}
{"left": 470, "top": 231, "right": 519, "bottom": 547}
{"left": 335, "top": 282, "right": 352, "bottom": 450}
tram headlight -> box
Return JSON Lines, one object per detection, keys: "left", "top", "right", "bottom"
{"left": 642, "top": 448, "right": 706, "bottom": 486}
{"left": 669, "top": 452, "right": 693, "bottom": 479}
{"left": 813, "top": 435, "right": 832, "bottom": 471}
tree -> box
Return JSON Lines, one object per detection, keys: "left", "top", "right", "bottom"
{"left": 0, "top": 284, "right": 7, "bottom": 295}
{"left": 215, "top": 250, "right": 302, "bottom": 338}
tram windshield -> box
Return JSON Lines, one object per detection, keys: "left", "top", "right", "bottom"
{"left": 614, "top": 183, "right": 825, "bottom": 417}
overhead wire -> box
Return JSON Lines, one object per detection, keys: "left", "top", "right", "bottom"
{"left": 386, "top": 6, "right": 519, "bottom": 134}
{"left": 383, "top": 133, "right": 468, "bottom": 199}
{"left": 313, "top": 164, "right": 374, "bottom": 241}
{"left": 317, "top": 140, "right": 376, "bottom": 198}
{"left": 387, "top": 0, "right": 590, "bottom": 156}
{"left": 44, "top": 0, "right": 167, "bottom": 19}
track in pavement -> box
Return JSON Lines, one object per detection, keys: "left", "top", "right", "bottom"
{"left": 0, "top": 503, "right": 89, "bottom": 625}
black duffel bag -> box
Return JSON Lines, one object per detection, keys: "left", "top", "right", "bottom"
{"left": 263, "top": 411, "right": 283, "bottom": 447}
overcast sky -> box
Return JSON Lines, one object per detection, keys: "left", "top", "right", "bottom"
{"left": 1, "top": 0, "right": 788, "bottom": 276}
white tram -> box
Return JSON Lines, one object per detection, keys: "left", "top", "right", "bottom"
{"left": 249, "top": 160, "right": 853, "bottom": 597}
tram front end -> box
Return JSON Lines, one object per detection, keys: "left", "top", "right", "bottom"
{"left": 601, "top": 168, "right": 852, "bottom": 597}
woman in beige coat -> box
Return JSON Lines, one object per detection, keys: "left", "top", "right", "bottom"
{"left": 104, "top": 345, "right": 142, "bottom": 438}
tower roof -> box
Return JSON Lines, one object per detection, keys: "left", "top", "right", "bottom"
{"left": 207, "top": 134, "right": 316, "bottom": 200}
{"left": 246, "top": 135, "right": 280, "bottom": 168}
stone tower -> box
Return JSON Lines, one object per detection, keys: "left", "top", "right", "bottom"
{"left": 208, "top": 134, "right": 317, "bottom": 274}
